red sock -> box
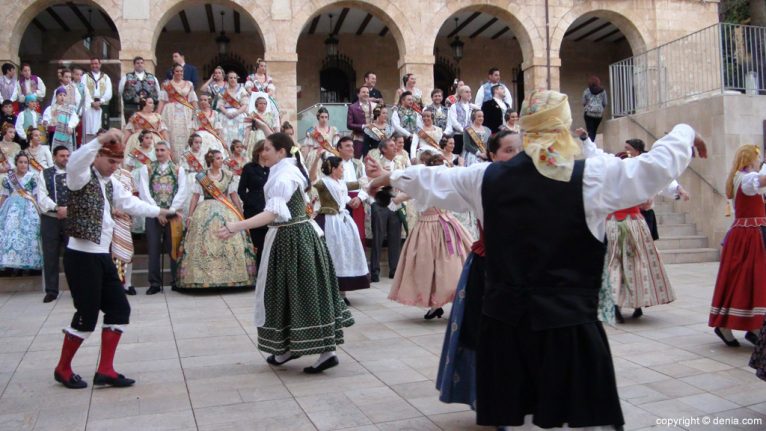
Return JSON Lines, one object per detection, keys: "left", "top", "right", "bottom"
{"left": 55, "top": 333, "right": 84, "bottom": 380}
{"left": 97, "top": 328, "right": 122, "bottom": 378}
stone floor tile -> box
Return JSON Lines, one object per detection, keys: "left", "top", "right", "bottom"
{"left": 677, "top": 393, "right": 741, "bottom": 414}
{"left": 374, "top": 417, "right": 439, "bottom": 431}
{"left": 619, "top": 384, "right": 670, "bottom": 405}
{"left": 427, "top": 411, "right": 489, "bottom": 430}
{"left": 357, "top": 398, "right": 422, "bottom": 423}
{"left": 86, "top": 410, "right": 197, "bottom": 431}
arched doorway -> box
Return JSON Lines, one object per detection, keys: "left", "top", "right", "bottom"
{"left": 320, "top": 54, "right": 356, "bottom": 103}
{"left": 433, "top": 54, "right": 458, "bottom": 98}
{"left": 155, "top": 3, "right": 263, "bottom": 84}
{"left": 433, "top": 8, "right": 527, "bottom": 110}
{"left": 296, "top": 6, "right": 402, "bottom": 112}
{"left": 558, "top": 12, "right": 641, "bottom": 131}
{"left": 17, "top": 2, "right": 120, "bottom": 114}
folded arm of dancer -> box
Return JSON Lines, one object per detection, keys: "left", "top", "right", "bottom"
{"left": 369, "top": 124, "right": 703, "bottom": 241}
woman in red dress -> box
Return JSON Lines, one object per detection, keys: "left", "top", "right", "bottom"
{"left": 709, "top": 144, "right": 766, "bottom": 347}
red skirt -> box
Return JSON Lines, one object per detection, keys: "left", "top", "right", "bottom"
{"left": 709, "top": 223, "right": 766, "bottom": 331}
{"left": 348, "top": 191, "right": 365, "bottom": 244}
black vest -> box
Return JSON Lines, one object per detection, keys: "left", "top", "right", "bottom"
{"left": 66, "top": 171, "right": 113, "bottom": 244}
{"left": 481, "top": 153, "right": 606, "bottom": 330}
{"left": 43, "top": 166, "right": 68, "bottom": 206}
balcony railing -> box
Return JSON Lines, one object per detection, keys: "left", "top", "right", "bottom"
{"left": 610, "top": 23, "right": 766, "bottom": 117}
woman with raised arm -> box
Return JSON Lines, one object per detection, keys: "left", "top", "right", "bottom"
{"left": 217, "top": 133, "right": 353, "bottom": 374}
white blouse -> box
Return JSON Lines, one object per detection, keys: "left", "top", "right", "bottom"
{"left": 391, "top": 124, "right": 696, "bottom": 241}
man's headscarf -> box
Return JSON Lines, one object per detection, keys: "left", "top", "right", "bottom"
{"left": 519, "top": 90, "right": 582, "bottom": 182}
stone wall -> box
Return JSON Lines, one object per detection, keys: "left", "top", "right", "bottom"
{"left": 602, "top": 94, "right": 766, "bottom": 248}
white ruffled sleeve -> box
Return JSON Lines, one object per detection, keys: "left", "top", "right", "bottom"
{"left": 738, "top": 171, "right": 763, "bottom": 196}
{"left": 264, "top": 178, "right": 298, "bottom": 222}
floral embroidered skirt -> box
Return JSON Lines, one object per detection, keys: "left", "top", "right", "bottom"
{"left": 0, "top": 195, "right": 42, "bottom": 270}
{"left": 177, "top": 199, "right": 256, "bottom": 288}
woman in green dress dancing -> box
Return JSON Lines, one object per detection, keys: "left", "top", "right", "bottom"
{"left": 217, "top": 132, "right": 353, "bottom": 373}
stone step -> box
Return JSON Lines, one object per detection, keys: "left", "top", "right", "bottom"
{"left": 658, "top": 223, "right": 698, "bottom": 236}
{"left": 658, "top": 248, "right": 720, "bottom": 264}
{"left": 652, "top": 202, "right": 676, "bottom": 214}
{"left": 656, "top": 212, "right": 687, "bottom": 225}
{"left": 654, "top": 235, "right": 709, "bottom": 250}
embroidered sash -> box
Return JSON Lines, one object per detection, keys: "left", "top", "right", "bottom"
{"left": 196, "top": 110, "right": 225, "bottom": 147}
{"left": 368, "top": 125, "right": 387, "bottom": 141}
{"left": 130, "top": 148, "right": 153, "bottom": 168}
{"left": 310, "top": 128, "right": 340, "bottom": 156}
{"left": 131, "top": 113, "right": 160, "bottom": 132}
{"left": 222, "top": 90, "right": 241, "bottom": 109}
{"left": 164, "top": 82, "right": 195, "bottom": 110}
{"left": 417, "top": 129, "right": 441, "bottom": 151}
{"left": 466, "top": 127, "right": 487, "bottom": 153}
{"left": 25, "top": 150, "right": 44, "bottom": 172}
{"left": 7, "top": 171, "right": 41, "bottom": 213}
{"left": 225, "top": 158, "right": 243, "bottom": 176}
{"left": 184, "top": 151, "right": 205, "bottom": 173}
{"left": 111, "top": 169, "right": 134, "bottom": 264}
{"left": 195, "top": 172, "right": 244, "bottom": 220}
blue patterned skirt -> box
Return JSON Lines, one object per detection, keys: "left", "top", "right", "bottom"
{"left": 0, "top": 194, "right": 42, "bottom": 270}
{"left": 436, "top": 252, "right": 478, "bottom": 409}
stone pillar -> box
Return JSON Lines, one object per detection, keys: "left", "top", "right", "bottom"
{"left": 397, "top": 55, "right": 435, "bottom": 101}
{"left": 521, "top": 56, "right": 561, "bottom": 96}
{"left": 265, "top": 52, "right": 298, "bottom": 127}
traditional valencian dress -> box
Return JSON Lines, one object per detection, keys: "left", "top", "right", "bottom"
{"left": 160, "top": 80, "right": 197, "bottom": 158}
{"left": 244, "top": 109, "right": 279, "bottom": 158}
{"left": 710, "top": 171, "right": 766, "bottom": 332}
{"left": 124, "top": 112, "right": 167, "bottom": 158}
{"left": 254, "top": 157, "right": 353, "bottom": 356}
{"left": 313, "top": 177, "right": 370, "bottom": 292}
{"left": 193, "top": 108, "right": 226, "bottom": 154}
{"left": 125, "top": 147, "right": 156, "bottom": 233}
{"left": 218, "top": 85, "right": 248, "bottom": 146}
{"left": 362, "top": 121, "right": 393, "bottom": 153}
{"left": 388, "top": 205, "right": 472, "bottom": 308}
{"left": 462, "top": 125, "right": 490, "bottom": 166}
{"left": 605, "top": 205, "right": 675, "bottom": 311}
{"left": 177, "top": 170, "right": 256, "bottom": 289}
{"left": 0, "top": 171, "right": 44, "bottom": 269}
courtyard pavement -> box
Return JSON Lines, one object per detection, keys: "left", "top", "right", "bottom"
{"left": 1, "top": 262, "right": 766, "bottom": 430}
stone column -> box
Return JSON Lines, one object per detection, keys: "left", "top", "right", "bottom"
{"left": 265, "top": 52, "right": 298, "bottom": 127}
{"left": 522, "top": 55, "right": 561, "bottom": 95}
{"left": 397, "top": 55, "right": 435, "bottom": 101}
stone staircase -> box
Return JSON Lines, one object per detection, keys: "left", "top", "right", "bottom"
{"left": 653, "top": 199, "right": 720, "bottom": 264}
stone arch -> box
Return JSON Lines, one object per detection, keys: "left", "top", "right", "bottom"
{"left": 7, "top": 0, "right": 123, "bottom": 63}
{"left": 148, "top": 0, "right": 273, "bottom": 59}
{"left": 551, "top": 8, "right": 650, "bottom": 57}
{"left": 425, "top": 1, "right": 540, "bottom": 67}
{"left": 289, "top": 0, "right": 409, "bottom": 58}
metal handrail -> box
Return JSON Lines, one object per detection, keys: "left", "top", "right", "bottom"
{"left": 610, "top": 23, "right": 766, "bottom": 117}
{"left": 623, "top": 115, "right": 727, "bottom": 200}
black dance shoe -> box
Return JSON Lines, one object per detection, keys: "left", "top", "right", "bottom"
{"left": 303, "top": 356, "right": 339, "bottom": 374}
{"left": 614, "top": 306, "right": 625, "bottom": 324}
{"left": 632, "top": 307, "right": 643, "bottom": 319}
{"left": 125, "top": 286, "right": 136, "bottom": 296}
{"left": 266, "top": 353, "right": 301, "bottom": 366}
{"left": 370, "top": 274, "right": 380, "bottom": 283}
{"left": 93, "top": 372, "right": 135, "bottom": 387}
{"left": 424, "top": 308, "right": 444, "bottom": 320}
{"left": 745, "top": 331, "right": 760, "bottom": 345}
{"left": 54, "top": 371, "right": 87, "bottom": 389}
{"left": 714, "top": 328, "right": 740, "bottom": 347}
{"left": 43, "top": 293, "right": 58, "bottom": 303}
{"left": 146, "top": 286, "right": 163, "bottom": 295}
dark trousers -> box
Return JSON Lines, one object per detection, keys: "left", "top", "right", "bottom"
{"left": 453, "top": 134, "right": 465, "bottom": 155}
{"left": 41, "top": 216, "right": 67, "bottom": 295}
{"left": 353, "top": 139, "right": 365, "bottom": 159}
{"left": 145, "top": 217, "right": 178, "bottom": 288}
{"left": 370, "top": 203, "right": 402, "bottom": 277}
{"left": 584, "top": 114, "right": 602, "bottom": 142}
{"left": 64, "top": 249, "right": 130, "bottom": 332}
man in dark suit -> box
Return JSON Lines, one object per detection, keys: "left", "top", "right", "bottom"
{"left": 481, "top": 84, "right": 510, "bottom": 134}
{"left": 347, "top": 86, "right": 375, "bottom": 158}
{"left": 165, "top": 51, "right": 199, "bottom": 88}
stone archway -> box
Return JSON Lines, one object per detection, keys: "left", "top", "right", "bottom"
{"left": 551, "top": 8, "right": 649, "bottom": 58}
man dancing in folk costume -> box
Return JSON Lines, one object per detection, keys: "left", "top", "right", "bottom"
{"left": 53, "top": 130, "right": 174, "bottom": 389}
{"left": 367, "top": 90, "right": 707, "bottom": 429}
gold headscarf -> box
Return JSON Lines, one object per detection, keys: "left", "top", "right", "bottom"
{"left": 519, "top": 90, "right": 582, "bottom": 182}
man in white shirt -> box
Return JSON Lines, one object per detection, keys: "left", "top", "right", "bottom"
{"left": 0, "top": 63, "right": 17, "bottom": 105}
{"left": 368, "top": 137, "right": 405, "bottom": 282}
{"left": 39, "top": 146, "right": 70, "bottom": 303}
{"left": 136, "top": 140, "right": 188, "bottom": 295}
{"left": 336, "top": 137, "right": 367, "bottom": 242}
{"left": 446, "top": 85, "right": 475, "bottom": 154}
{"left": 53, "top": 130, "right": 173, "bottom": 390}
{"left": 17, "top": 63, "right": 46, "bottom": 110}
{"left": 390, "top": 92, "right": 423, "bottom": 157}
{"left": 83, "top": 58, "right": 112, "bottom": 143}
{"left": 474, "top": 67, "right": 513, "bottom": 108}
